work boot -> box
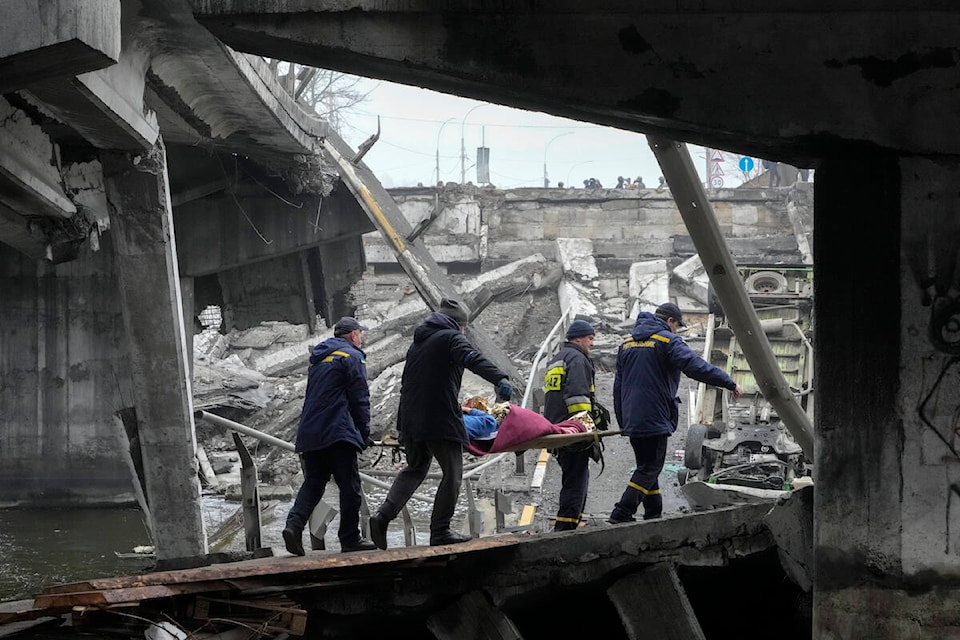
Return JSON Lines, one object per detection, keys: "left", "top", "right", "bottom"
{"left": 429, "top": 530, "right": 472, "bottom": 546}
{"left": 341, "top": 538, "right": 378, "bottom": 553}
{"left": 606, "top": 515, "right": 636, "bottom": 524}
{"left": 282, "top": 526, "right": 305, "bottom": 556}
{"left": 369, "top": 513, "right": 389, "bottom": 550}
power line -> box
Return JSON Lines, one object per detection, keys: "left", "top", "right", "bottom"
{"left": 339, "top": 119, "right": 460, "bottom": 159}
{"left": 348, "top": 109, "right": 603, "bottom": 130}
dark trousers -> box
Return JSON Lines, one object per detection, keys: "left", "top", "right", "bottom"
{"left": 554, "top": 448, "right": 590, "bottom": 531}
{"left": 379, "top": 439, "right": 463, "bottom": 534}
{"left": 610, "top": 434, "right": 669, "bottom": 521}
{"left": 285, "top": 442, "right": 363, "bottom": 546}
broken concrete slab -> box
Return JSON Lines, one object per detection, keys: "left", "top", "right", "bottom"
{"left": 672, "top": 254, "right": 711, "bottom": 306}
{"left": 764, "top": 485, "right": 813, "bottom": 592}
{"left": 193, "top": 355, "right": 274, "bottom": 412}
{"left": 555, "top": 237, "right": 599, "bottom": 282}
{"left": 628, "top": 259, "right": 669, "bottom": 320}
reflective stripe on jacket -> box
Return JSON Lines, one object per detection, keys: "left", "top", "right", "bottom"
{"left": 543, "top": 341, "right": 595, "bottom": 424}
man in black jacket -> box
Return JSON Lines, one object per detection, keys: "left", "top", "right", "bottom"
{"left": 543, "top": 319, "right": 598, "bottom": 531}
{"left": 369, "top": 298, "right": 514, "bottom": 548}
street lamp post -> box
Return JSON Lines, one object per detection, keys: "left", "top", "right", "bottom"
{"left": 460, "top": 103, "right": 488, "bottom": 184}
{"left": 435, "top": 117, "right": 455, "bottom": 186}
{"left": 543, "top": 132, "right": 574, "bottom": 188}
{"left": 566, "top": 160, "right": 595, "bottom": 187}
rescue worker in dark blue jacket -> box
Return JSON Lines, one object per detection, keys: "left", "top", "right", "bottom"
{"left": 282, "top": 316, "right": 377, "bottom": 555}
{"left": 609, "top": 303, "right": 743, "bottom": 523}
{"left": 543, "top": 319, "right": 598, "bottom": 531}
{"left": 369, "top": 298, "right": 514, "bottom": 548}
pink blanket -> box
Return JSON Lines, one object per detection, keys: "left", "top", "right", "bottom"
{"left": 465, "top": 404, "right": 588, "bottom": 455}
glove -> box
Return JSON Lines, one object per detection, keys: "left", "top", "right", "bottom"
{"left": 364, "top": 436, "right": 376, "bottom": 450}
{"left": 591, "top": 401, "right": 612, "bottom": 431}
{"left": 495, "top": 378, "right": 514, "bottom": 402}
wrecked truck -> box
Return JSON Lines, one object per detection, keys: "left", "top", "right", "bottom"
{"left": 679, "top": 265, "right": 814, "bottom": 505}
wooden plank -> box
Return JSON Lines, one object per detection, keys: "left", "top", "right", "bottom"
{"left": 32, "top": 581, "right": 232, "bottom": 609}
{"left": 607, "top": 563, "right": 706, "bottom": 640}
{"left": 426, "top": 590, "right": 523, "bottom": 640}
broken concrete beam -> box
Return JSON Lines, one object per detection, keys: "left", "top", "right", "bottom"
{"left": 555, "top": 237, "right": 599, "bottom": 282}
{"left": 0, "top": 96, "right": 77, "bottom": 221}
{"left": 249, "top": 332, "right": 329, "bottom": 378}
{"left": 558, "top": 280, "right": 600, "bottom": 320}
{"left": 365, "top": 254, "right": 560, "bottom": 326}
{"left": 460, "top": 253, "right": 561, "bottom": 296}
{"left": 364, "top": 333, "right": 412, "bottom": 380}
{"left": 764, "top": 485, "right": 813, "bottom": 592}
{"left": 672, "top": 254, "right": 711, "bottom": 306}
{"left": 0, "top": 0, "right": 120, "bottom": 93}
{"left": 193, "top": 356, "right": 274, "bottom": 412}
{"left": 555, "top": 238, "right": 603, "bottom": 324}
{"left": 607, "top": 563, "right": 706, "bottom": 640}
{"left": 628, "top": 259, "right": 670, "bottom": 320}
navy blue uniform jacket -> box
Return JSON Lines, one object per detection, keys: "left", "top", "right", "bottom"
{"left": 295, "top": 336, "right": 371, "bottom": 453}
{"left": 614, "top": 311, "right": 737, "bottom": 438}
{"left": 398, "top": 312, "right": 508, "bottom": 444}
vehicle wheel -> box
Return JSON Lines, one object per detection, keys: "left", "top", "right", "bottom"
{"left": 685, "top": 424, "right": 708, "bottom": 469}
{"left": 677, "top": 468, "right": 689, "bottom": 485}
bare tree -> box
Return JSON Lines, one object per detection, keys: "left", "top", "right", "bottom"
{"left": 267, "top": 60, "right": 371, "bottom": 133}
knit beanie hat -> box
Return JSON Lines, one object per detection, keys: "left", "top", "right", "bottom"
{"left": 566, "top": 319, "right": 595, "bottom": 339}
{"left": 439, "top": 297, "right": 469, "bottom": 324}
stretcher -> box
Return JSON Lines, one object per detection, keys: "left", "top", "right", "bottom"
{"left": 470, "top": 428, "right": 622, "bottom": 453}
{"left": 464, "top": 404, "right": 619, "bottom": 456}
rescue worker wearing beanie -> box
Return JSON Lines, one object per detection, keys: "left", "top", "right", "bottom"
{"left": 543, "top": 318, "right": 598, "bottom": 531}
{"left": 282, "top": 316, "right": 376, "bottom": 556}
{"left": 609, "top": 303, "right": 743, "bottom": 523}
{"left": 369, "top": 298, "right": 514, "bottom": 548}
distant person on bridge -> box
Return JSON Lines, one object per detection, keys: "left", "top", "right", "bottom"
{"left": 543, "top": 319, "right": 602, "bottom": 531}
{"left": 282, "top": 316, "right": 377, "bottom": 556}
{"left": 763, "top": 159, "right": 781, "bottom": 187}
{"left": 369, "top": 298, "right": 514, "bottom": 548}
{"left": 608, "top": 303, "right": 743, "bottom": 523}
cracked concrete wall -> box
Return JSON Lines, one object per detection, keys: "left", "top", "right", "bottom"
{"left": 367, "top": 185, "right": 813, "bottom": 271}
{"left": 0, "top": 237, "right": 134, "bottom": 507}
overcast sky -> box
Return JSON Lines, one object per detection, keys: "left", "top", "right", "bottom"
{"left": 337, "top": 77, "right": 759, "bottom": 190}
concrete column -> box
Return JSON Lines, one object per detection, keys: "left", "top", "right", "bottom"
{"left": 607, "top": 563, "right": 705, "bottom": 640}
{"left": 814, "top": 152, "right": 960, "bottom": 637}
{"left": 102, "top": 138, "right": 206, "bottom": 561}
{"left": 426, "top": 590, "right": 523, "bottom": 640}
{"left": 180, "top": 275, "right": 195, "bottom": 378}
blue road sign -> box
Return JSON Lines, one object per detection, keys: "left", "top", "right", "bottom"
{"left": 739, "top": 156, "right": 755, "bottom": 172}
